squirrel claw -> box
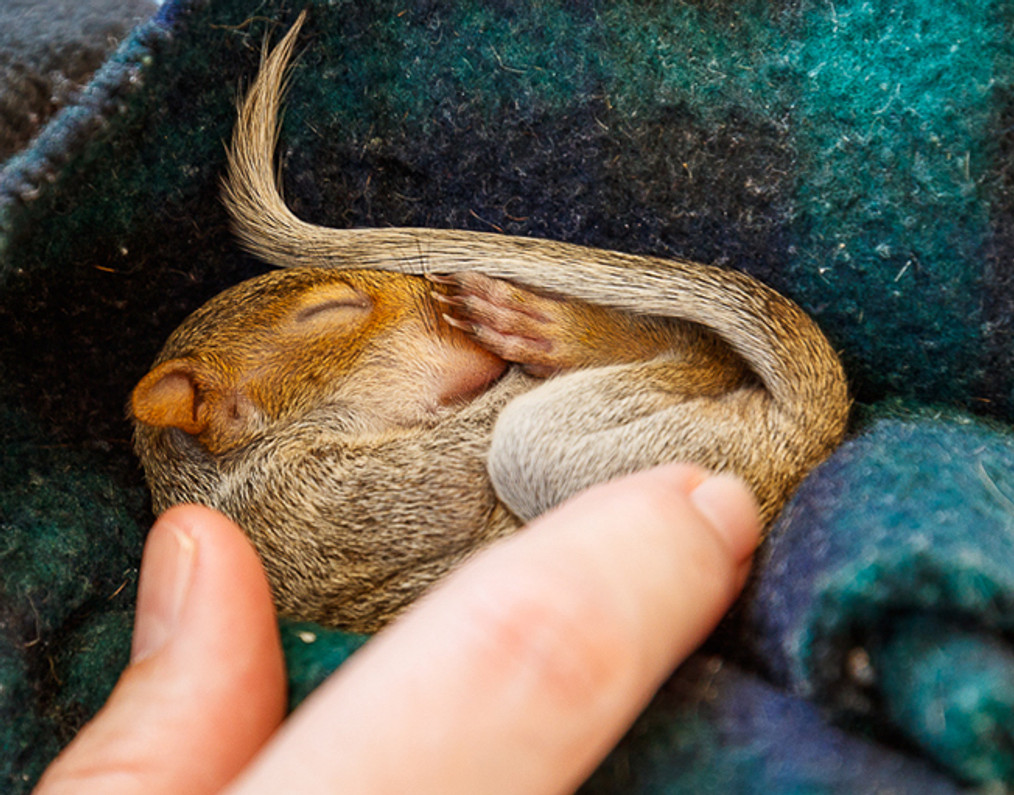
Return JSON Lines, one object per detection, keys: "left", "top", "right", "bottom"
{"left": 430, "top": 290, "right": 466, "bottom": 308}
{"left": 442, "top": 312, "right": 476, "bottom": 335}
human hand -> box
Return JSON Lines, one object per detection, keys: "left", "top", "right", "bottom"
{"left": 34, "top": 464, "right": 760, "bottom": 795}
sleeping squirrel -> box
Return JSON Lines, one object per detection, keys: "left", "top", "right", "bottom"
{"left": 130, "top": 11, "right": 849, "bottom": 633}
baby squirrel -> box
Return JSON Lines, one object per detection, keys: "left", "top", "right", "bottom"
{"left": 130, "top": 11, "right": 849, "bottom": 633}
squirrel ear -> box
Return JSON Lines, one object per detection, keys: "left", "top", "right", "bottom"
{"left": 131, "top": 358, "right": 214, "bottom": 435}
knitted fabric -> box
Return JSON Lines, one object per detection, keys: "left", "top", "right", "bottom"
{"left": 2, "top": 0, "right": 1012, "bottom": 790}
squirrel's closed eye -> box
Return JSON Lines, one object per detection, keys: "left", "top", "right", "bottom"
{"left": 295, "top": 296, "right": 372, "bottom": 323}
{"left": 292, "top": 284, "right": 373, "bottom": 327}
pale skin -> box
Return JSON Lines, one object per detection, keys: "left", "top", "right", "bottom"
{"left": 34, "top": 464, "right": 760, "bottom": 795}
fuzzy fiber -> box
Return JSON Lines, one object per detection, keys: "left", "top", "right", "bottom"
{"left": 2, "top": 0, "right": 1013, "bottom": 791}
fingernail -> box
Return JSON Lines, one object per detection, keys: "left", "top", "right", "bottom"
{"left": 131, "top": 519, "right": 197, "bottom": 663}
{"left": 689, "top": 475, "right": 762, "bottom": 563}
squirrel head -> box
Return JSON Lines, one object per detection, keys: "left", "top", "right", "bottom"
{"left": 130, "top": 267, "right": 506, "bottom": 455}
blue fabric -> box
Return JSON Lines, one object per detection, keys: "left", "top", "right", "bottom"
{"left": 746, "top": 409, "right": 1014, "bottom": 784}
{"left": 2, "top": 0, "right": 1013, "bottom": 790}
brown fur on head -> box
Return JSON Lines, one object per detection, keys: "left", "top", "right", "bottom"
{"left": 131, "top": 267, "right": 506, "bottom": 455}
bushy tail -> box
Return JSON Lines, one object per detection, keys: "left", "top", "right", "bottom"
{"left": 223, "top": 10, "right": 850, "bottom": 454}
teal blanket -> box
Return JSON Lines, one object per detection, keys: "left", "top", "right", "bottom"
{"left": 2, "top": 1, "right": 1013, "bottom": 790}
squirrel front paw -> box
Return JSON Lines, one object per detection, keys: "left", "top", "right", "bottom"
{"left": 428, "top": 272, "right": 581, "bottom": 377}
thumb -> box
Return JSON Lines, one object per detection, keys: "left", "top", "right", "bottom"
{"left": 34, "top": 505, "right": 287, "bottom": 795}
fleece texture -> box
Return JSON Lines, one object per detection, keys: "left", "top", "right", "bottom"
{"left": 2, "top": 0, "right": 1013, "bottom": 790}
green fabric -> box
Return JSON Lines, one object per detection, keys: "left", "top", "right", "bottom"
{"left": 3, "top": 0, "right": 1013, "bottom": 790}
{"left": 874, "top": 615, "right": 1014, "bottom": 783}
{"left": 745, "top": 405, "right": 1014, "bottom": 788}
{"left": 280, "top": 623, "right": 367, "bottom": 711}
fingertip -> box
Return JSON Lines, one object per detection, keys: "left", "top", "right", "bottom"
{"left": 36, "top": 504, "right": 286, "bottom": 795}
{"left": 133, "top": 503, "right": 273, "bottom": 662}
{"left": 155, "top": 503, "right": 286, "bottom": 705}
{"left": 131, "top": 515, "right": 197, "bottom": 663}
{"left": 608, "top": 464, "right": 761, "bottom": 563}
{"left": 638, "top": 462, "right": 711, "bottom": 493}
{"left": 688, "top": 474, "right": 762, "bottom": 563}
{"left": 155, "top": 502, "right": 255, "bottom": 552}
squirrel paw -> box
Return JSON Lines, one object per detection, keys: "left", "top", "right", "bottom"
{"left": 428, "top": 272, "right": 577, "bottom": 377}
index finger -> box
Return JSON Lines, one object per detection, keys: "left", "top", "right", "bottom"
{"left": 227, "top": 464, "right": 760, "bottom": 795}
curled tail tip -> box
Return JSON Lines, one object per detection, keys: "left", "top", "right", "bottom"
{"left": 279, "top": 8, "right": 310, "bottom": 52}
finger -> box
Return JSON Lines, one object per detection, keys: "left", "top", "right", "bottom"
{"left": 35, "top": 505, "right": 286, "bottom": 795}
{"left": 227, "top": 464, "right": 760, "bottom": 795}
